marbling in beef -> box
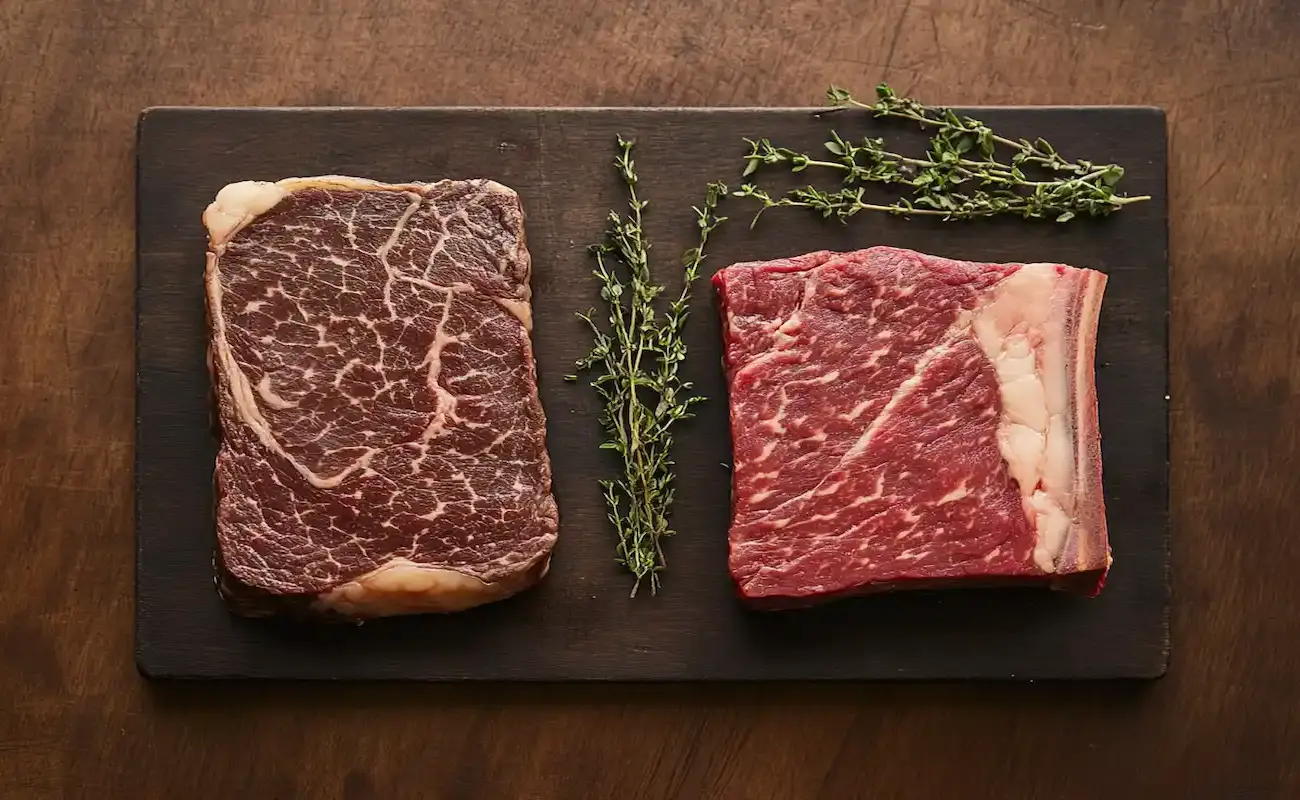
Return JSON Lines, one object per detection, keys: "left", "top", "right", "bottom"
{"left": 204, "top": 176, "right": 558, "bottom": 619}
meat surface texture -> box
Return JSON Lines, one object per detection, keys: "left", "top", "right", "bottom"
{"left": 204, "top": 176, "right": 558, "bottom": 619}
{"left": 713, "top": 246, "right": 1110, "bottom": 606}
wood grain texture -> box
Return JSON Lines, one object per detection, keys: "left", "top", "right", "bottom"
{"left": 1, "top": 0, "right": 1297, "bottom": 796}
{"left": 136, "top": 105, "right": 1168, "bottom": 681}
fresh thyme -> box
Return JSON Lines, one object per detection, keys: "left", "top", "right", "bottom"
{"left": 568, "top": 135, "right": 727, "bottom": 596}
{"left": 736, "top": 83, "right": 1150, "bottom": 225}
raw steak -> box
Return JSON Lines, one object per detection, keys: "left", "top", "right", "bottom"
{"left": 714, "top": 246, "right": 1110, "bottom": 606}
{"left": 204, "top": 176, "right": 558, "bottom": 619}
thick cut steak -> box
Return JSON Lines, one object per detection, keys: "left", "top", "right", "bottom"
{"left": 714, "top": 246, "right": 1109, "bottom": 606}
{"left": 204, "top": 176, "right": 558, "bottom": 619}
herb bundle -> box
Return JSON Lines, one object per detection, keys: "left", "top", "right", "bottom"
{"left": 735, "top": 84, "right": 1150, "bottom": 225}
{"left": 569, "top": 135, "right": 727, "bottom": 596}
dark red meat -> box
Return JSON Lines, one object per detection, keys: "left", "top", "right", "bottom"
{"left": 204, "top": 177, "right": 557, "bottom": 619}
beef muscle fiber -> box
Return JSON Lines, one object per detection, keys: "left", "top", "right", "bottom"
{"left": 713, "top": 246, "right": 1110, "bottom": 606}
{"left": 204, "top": 176, "right": 558, "bottom": 619}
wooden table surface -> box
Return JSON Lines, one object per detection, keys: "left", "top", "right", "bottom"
{"left": 2, "top": 0, "right": 1297, "bottom": 797}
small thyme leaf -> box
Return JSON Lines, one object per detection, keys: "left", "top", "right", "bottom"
{"left": 572, "top": 137, "right": 726, "bottom": 597}
{"left": 826, "top": 85, "right": 853, "bottom": 106}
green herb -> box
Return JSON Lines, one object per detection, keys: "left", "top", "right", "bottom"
{"left": 567, "top": 135, "right": 727, "bottom": 596}
{"left": 736, "top": 83, "right": 1150, "bottom": 225}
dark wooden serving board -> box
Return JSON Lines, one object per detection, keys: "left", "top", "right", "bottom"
{"left": 136, "top": 105, "right": 1169, "bottom": 681}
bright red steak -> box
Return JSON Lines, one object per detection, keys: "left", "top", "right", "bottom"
{"left": 713, "top": 246, "right": 1110, "bottom": 606}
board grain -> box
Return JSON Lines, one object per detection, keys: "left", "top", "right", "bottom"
{"left": 136, "top": 105, "right": 1168, "bottom": 681}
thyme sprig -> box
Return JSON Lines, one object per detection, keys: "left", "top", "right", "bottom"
{"left": 568, "top": 135, "right": 727, "bottom": 596}
{"left": 736, "top": 83, "right": 1150, "bottom": 225}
